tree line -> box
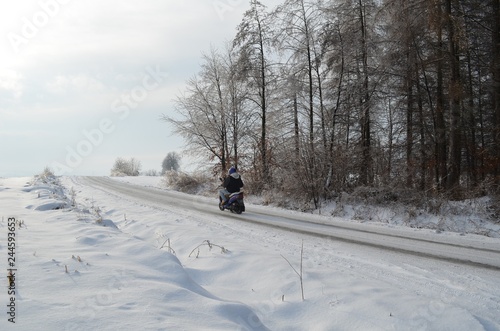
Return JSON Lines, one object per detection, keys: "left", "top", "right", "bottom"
{"left": 110, "top": 152, "right": 180, "bottom": 176}
{"left": 165, "top": 0, "right": 500, "bottom": 204}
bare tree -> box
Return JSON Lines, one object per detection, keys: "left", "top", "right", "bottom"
{"left": 162, "top": 152, "right": 181, "bottom": 173}
{"left": 164, "top": 47, "right": 250, "bottom": 176}
{"left": 273, "top": 0, "right": 327, "bottom": 204}
{"left": 233, "top": 0, "right": 274, "bottom": 185}
{"left": 111, "top": 157, "right": 141, "bottom": 176}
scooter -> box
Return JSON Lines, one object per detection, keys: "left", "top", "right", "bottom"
{"left": 219, "top": 191, "right": 245, "bottom": 214}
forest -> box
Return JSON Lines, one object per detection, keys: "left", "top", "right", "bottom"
{"left": 165, "top": 0, "right": 500, "bottom": 206}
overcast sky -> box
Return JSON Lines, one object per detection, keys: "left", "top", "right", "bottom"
{"left": 0, "top": 1, "right": 280, "bottom": 176}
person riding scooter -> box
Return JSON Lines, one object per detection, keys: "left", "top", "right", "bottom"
{"left": 219, "top": 166, "right": 244, "bottom": 208}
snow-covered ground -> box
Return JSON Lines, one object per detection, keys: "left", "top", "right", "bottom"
{"left": 1, "top": 175, "right": 499, "bottom": 330}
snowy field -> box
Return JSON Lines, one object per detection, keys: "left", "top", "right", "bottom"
{"left": 1, "top": 175, "right": 500, "bottom": 330}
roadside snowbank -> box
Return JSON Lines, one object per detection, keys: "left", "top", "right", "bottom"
{"left": 0, "top": 176, "right": 268, "bottom": 330}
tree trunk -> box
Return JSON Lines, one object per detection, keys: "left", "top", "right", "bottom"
{"left": 446, "top": 0, "right": 462, "bottom": 191}
{"left": 416, "top": 65, "right": 426, "bottom": 191}
{"left": 358, "top": 0, "right": 372, "bottom": 186}
{"left": 294, "top": 92, "right": 300, "bottom": 159}
{"left": 492, "top": 0, "right": 500, "bottom": 189}
{"left": 256, "top": 7, "right": 269, "bottom": 183}
{"left": 406, "top": 47, "right": 414, "bottom": 188}
{"left": 435, "top": 0, "right": 447, "bottom": 191}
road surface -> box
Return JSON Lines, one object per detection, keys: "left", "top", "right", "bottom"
{"left": 79, "top": 176, "right": 500, "bottom": 270}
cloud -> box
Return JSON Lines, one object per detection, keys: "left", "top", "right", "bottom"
{"left": 0, "top": 0, "right": 289, "bottom": 176}
{"left": 0, "top": 69, "right": 23, "bottom": 98}
{"left": 0, "top": 128, "right": 55, "bottom": 138}
{"left": 45, "top": 73, "right": 105, "bottom": 94}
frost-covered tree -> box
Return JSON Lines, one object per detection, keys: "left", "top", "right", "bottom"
{"left": 162, "top": 152, "right": 180, "bottom": 173}
{"left": 111, "top": 157, "right": 141, "bottom": 176}
{"left": 233, "top": 0, "right": 275, "bottom": 184}
{"left": 272, "top": 0, "right": 327, "bottom": 205}
{"left": 164, "top": 47, "right": 249, "bottom": 176}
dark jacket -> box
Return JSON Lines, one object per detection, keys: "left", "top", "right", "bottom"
{"left": 223, "top": 173, "right": 244, "bottom": 193}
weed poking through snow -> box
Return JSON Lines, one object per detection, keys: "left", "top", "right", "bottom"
{"left": 155, "top": 231, "right": 176, "bottom": 255}
{"left": 189, "top": 240, "right": 229, "bottom": 258}
{"left": 281, "top": 240, "right": 305, "bottom": 301}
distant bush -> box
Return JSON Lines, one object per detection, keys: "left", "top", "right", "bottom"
{"left": 143, "top": 169, "right": 160, "bottom": 176}
{"left": 162, "top": 170, "right": 215, "bottom": 195}
{"left": 34, "top": 166, "right": 58, "bottom": 184}
{"left": 110, "top": 157, "right": 141, "bottom": 176}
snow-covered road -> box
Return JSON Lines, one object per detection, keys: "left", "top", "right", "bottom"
{"left": 81, "top": 176, "right": 500, "bottom": 270}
